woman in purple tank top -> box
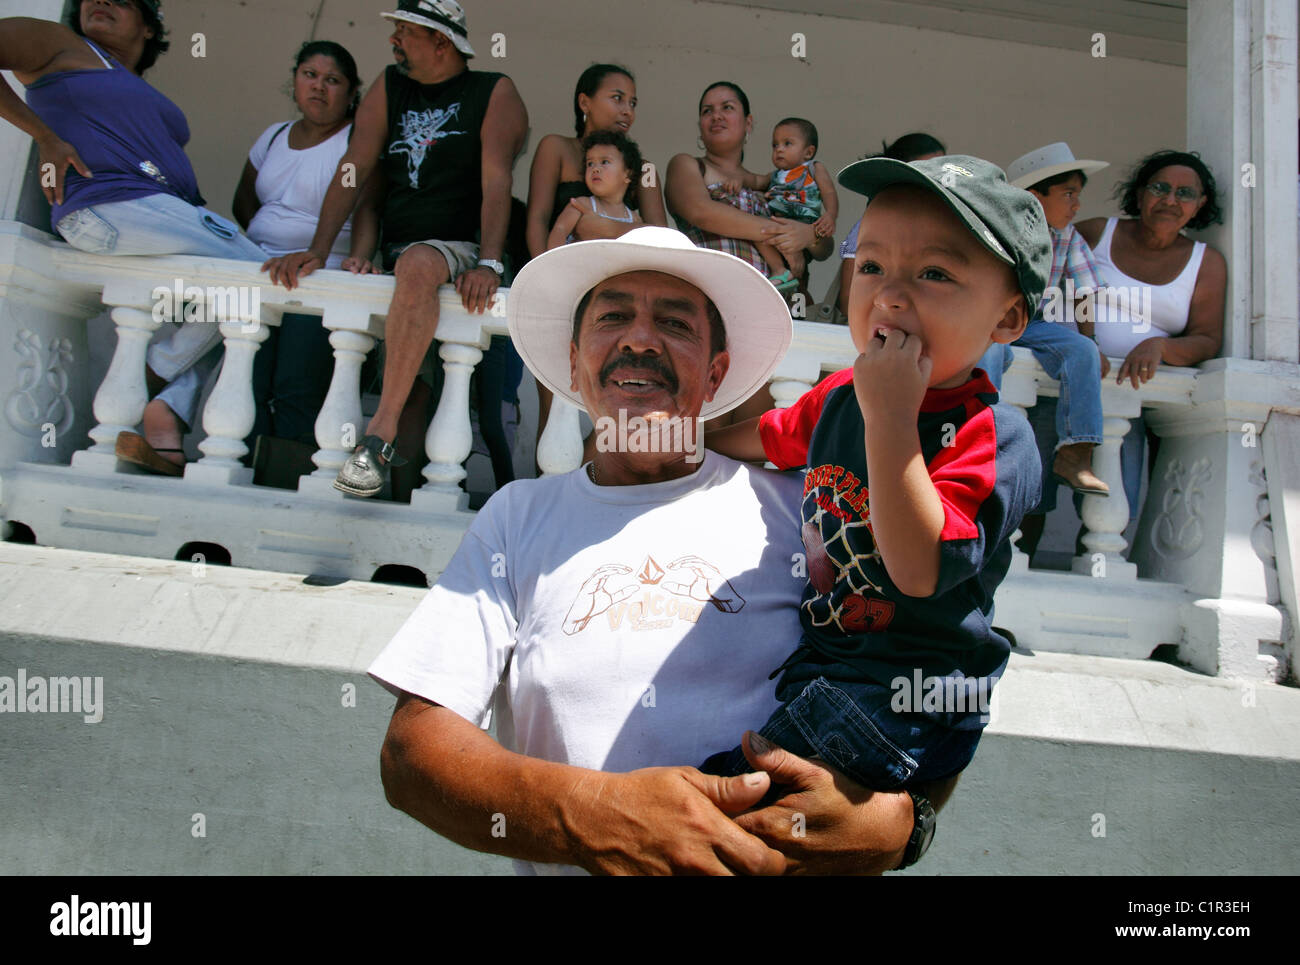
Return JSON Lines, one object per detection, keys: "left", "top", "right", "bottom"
{"left": 0, "top": 2, "right": 268, "bottom": 476}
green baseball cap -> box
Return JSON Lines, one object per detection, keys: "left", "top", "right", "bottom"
{"left": 837, "top": 154, "right": 1051, "bottom": 312}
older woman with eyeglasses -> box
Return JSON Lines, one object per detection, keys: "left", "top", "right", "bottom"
{"left": 1073, "top": 149, "right": 1226, "bottom": 523}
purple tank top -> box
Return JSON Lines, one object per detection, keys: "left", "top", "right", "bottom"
{"left": 25, "top": 40, "right": 203, "bottom": 224}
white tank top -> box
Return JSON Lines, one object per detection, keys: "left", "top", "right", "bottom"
{"left": 1091, "top": 217, "right": 1205, "bottom": 358}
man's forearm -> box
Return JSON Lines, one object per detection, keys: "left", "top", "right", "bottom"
{"left": 381, "top": 697, "right": 593, "bottom": 866}
{"left": 477, "top": 173, "right": 512, "bottom": 262}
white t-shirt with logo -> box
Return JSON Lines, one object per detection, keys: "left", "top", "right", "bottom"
{"left": 368, "top": 451, "right": 806, "bottom": 875}
{"left": 246, "top": 121, "right": 353, "bottom": 266}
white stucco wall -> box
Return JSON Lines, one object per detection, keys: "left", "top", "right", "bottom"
{"left": 132, "top": 0, "right": 1186, "bottom": 298}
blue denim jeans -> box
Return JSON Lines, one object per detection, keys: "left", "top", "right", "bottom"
{"left": 1117, "top": 414, "right": 1157, "bottom": 522}
{"left": 1015, "top": 320, "right": 1103, "bottom": 447}
{"left": 700, "top": 674, "right": 983, "bottom": 790}
{"left": 977, "top": 342, "right": 1012, "bottom": 391}
{"left": 57, "top": 194, "right": 268, "bottom": 430}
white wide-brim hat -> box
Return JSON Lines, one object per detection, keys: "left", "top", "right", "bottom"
{"left": 1006, "top": 142, "right": 1108, "bottom": 190}
{"left": 381, "top": 0, "right": 476, "bottom": 58}
{"left": 507, "top": 226, "right": 793, "bottom": 421}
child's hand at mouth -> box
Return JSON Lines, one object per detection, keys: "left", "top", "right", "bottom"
{"left": 854, "top": 326, "right": 932, "bottom": 427}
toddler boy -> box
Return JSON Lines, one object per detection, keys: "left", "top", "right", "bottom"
{"left": 703, "top": 156, "right": 1046, "bottom": 797}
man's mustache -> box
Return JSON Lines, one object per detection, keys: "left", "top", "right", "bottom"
{"left": 600, "top": 355, "right": 678, "bottom": 394}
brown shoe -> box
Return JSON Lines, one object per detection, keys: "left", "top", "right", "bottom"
{"left": 115, "top": 431, "right": 184, "bottom": 477}
{"left": 1052, "top": 443, "right": 1109, "bottom": 496}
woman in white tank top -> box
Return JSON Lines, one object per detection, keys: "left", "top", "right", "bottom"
{"left": 230, "top": 42, "right": 371, "bottom": 456}
{"left": 1075, "top": 150, "right": 1227, "bottom": 524}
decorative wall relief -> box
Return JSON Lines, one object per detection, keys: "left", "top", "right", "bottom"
{"left": 1248, "top": 461, "right": 1279, "bottom": 599}
{"left": 1152, "top": 457, "right": 1212, "bottom": 560}
{"left": 5, "top": 329, "right": 75, "bottom": 438}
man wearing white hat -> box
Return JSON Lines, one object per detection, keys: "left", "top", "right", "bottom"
{"left": 368, "top": 227, "right": 946, "bottom": 875}
{"left": 265, "top": 0, "right": 528, "bottom": 497}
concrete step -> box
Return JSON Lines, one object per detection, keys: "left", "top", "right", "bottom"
{"left": 1, "top": 543, "right": 1297, "bottom": 874}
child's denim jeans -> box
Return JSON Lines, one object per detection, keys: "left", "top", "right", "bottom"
{"left": 1014, "top": 319, "right": 1104, "bottom": 448}
{"left": 700, "top": 674, "right": 984, "bottom": 790}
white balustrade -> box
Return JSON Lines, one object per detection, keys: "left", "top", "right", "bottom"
{"left": 410, "top": 340, "right": 483, "bottom": 512}
{"left": 768, "top": 376, "right": 812, "bottom": 410}
{"left": 8, "top": 225, "right": 1296, "bottom": 676}
{"left": 998, "top": 348, "right": 1040, "bottom": 574}
{"left": 1067, "top": 374, "right": 1144, "bottom": 580}
{"left": 186, "top": 319, "right": 271, "bottom": 486}
{"left": 537, "top": 397, "right": 583, "bottom": 476}
{"left": 1071, "top": 414, "right": 1137, "bottom": 579}
{"left": 300, "top": 326, "right": 374, "bottom": 499}
{"left": 70, "top": 305, "right": 162, "bottom": 473}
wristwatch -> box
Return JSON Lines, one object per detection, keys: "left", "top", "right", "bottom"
{"left": 895, "top": 790, "right": 936, "bottom": 870}
{"left": 477, "top": 258, "right": 505, "bottom": 277}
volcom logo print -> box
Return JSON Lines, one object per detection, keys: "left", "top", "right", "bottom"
{"left": 389, "top": 104, "right": 465, "bottom": 187}
{"left": 562, "top": 554, "right": 746, "bottom": 635}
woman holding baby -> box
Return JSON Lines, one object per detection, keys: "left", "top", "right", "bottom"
{"left": 666, "top": 81, "right": 834, "bottom": 288}
{"left": 666, "top": 81, "right": 834, "bottom": 423}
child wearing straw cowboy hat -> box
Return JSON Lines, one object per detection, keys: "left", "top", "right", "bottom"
{"left": 1005, "top": 141, "right": 1113, "bottom": 498}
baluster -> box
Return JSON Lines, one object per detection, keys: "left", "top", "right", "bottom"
{"left": 537, "top": 397, "right": 583, "bottom": 476}
{"left": 1072, "top": 413, "right": 1138, "bottom": 580}
{"left": 71, "top": 305, "right": 162, "bottom": 473}
{"left": 768, "top": 376, "right": 811, "bottom": 410}
{"left": 761, "top": 376, "right": 814, "bottom": 471}
{"left": 185, "top": 317, "right": 270, "bottom": 486}
{"left": 299, "top": 327, "right": 375, "bottom": 498}
{"left": 409, "top": 340, "right": 483, "bottom": 512}
{"left": 998, "top": 348, "right": 1039, "bottom": 573}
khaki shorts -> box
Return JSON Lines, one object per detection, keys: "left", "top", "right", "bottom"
{"left": 383, "top": 237, "right": 479, "bottom": 279}
{"left": 379, "top": 238, "right": 482, "bottom": 388}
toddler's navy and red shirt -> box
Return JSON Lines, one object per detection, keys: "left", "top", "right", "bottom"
{"left": 758, "top": 368, "right": 1041, "bottom": 722}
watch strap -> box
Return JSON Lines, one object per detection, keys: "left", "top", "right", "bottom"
{"left": 896, "top": 790, "right": 936, "bottom": 870}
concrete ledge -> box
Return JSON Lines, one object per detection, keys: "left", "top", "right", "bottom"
{"left": 2, "top": 544, "right": 1297, "bottom": 874}
{"left": 2, "top": 463, "right": 476, "bottom": 584}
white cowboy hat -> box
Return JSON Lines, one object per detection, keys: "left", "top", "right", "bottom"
{"left": 1006, "top": 142, "right": 1108, "bottom": 190}
{"left": 381, "top": 0, "right": 476, "bottom": 58}
{"left": 507, "top": 226, "right": 793, "bottom": 421}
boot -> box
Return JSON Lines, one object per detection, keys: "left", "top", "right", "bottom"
{"left": 1052, "top": 442, "right": 1109, "bottom": 496}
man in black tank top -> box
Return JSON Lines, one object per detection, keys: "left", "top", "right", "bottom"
{"left": 264, "top": 0, "right": 528, "bottom": 497}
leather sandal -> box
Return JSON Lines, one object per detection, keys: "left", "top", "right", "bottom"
{"left": 333, "top": 434, "right": 407, "bottom": 497}
{"left": 115, "top": 431, "right": 184, "bottom": 477}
